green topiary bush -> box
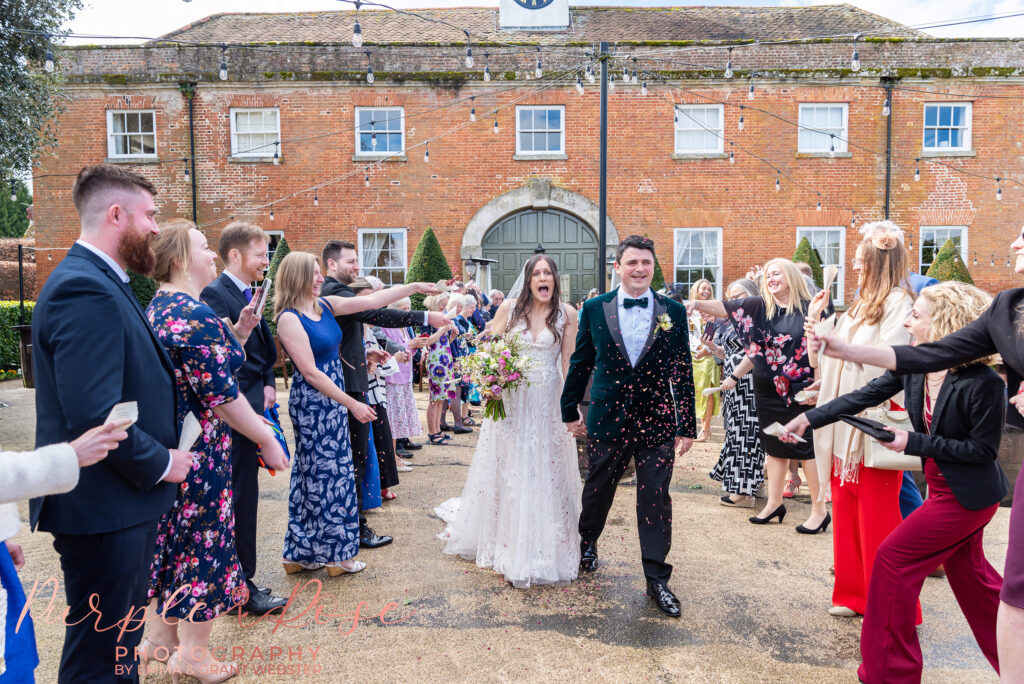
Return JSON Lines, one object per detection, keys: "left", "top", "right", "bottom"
{"left": 405, "top": 228, "right": 452, "bottom": 311}
{"left": 652, "top": 252, "right": 666, "bottom": 292}
{"left": 128, "top": 270, "right": 157, "bottom": 309}
{"left": 263, "top": 236, "right": 290, "bottom": 333}
{"left": 793, "top": 237, "right": 824, "bottom": 288}
{"left": 0, "top": 300, "right": 34, "bottom": 372}
{"left": 925, "top": 238, "right": 974, "bottom": 284}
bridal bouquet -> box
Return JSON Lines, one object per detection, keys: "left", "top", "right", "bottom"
{"left": 456, "top": 332, "right": 531, "bottom": 421}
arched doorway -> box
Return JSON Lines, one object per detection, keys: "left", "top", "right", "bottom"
{"left": 481, "top": 208, "right": 598, "bottom": 302}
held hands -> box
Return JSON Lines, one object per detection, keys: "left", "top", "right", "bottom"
{"left": 350, "top": 402, "right": 377, "bottom": 424}
{"left": 259, "top": 432, "right": 290, "bottom": 471}
{"left": 880, "top": 427, "right": 909, "bottom": 451}
{"left": 778, "top": 414, "right": 811, "bottom": 444}
{"left": 565, "top": 408, "right": 587, "bottom": 438}
{"left": 70, "top": 421, "right": 130, "bottom": 468}
{"left": 235, "top": 302, "right": 261, "bottom": 337}
{"left": 164, "top": 449, "right": 195, "bottom": 483}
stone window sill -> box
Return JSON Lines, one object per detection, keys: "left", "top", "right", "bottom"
{"left": 513, "top": 153, "right": 568, "bottom": 161}
{"left": 672, "top": 152, "right": 728, "bottom": 160}
{"left": 795, "top": 152, "right": 853, "bottom": 159}
{"left": 352, "top": 154, "right": 407, "bottom": 162}
{"left": 104, "top": 156, "right": 159, "bottom": 164}
{"left": 920, "top": 149, "right": 976, "bottom": 158}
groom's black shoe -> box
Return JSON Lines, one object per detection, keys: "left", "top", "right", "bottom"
{"left": 580, "top": 541, "right": 598, "bottom": 573}
{"left": 646, "top": 580, "right": 681, "bottom": 618}
{"left": 360, "top": 525, "right": 393, "bottom": 548}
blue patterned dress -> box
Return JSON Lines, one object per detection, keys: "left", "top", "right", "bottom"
{"left": 146, "top": 291, "right": 244, "bottom": 621}
{"left": 282, "top": 300, "right": 360, "bottom": 564}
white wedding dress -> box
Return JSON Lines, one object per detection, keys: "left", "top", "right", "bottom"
{"left": 435, "top": 307, "right": 582, "bottom": 588}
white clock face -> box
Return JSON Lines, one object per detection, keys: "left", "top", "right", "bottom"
{"left": 514, "top": 0, "right": 554, "bottom": 8}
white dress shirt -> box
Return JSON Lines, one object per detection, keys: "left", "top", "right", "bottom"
{"left": 223, "top": 268, "right": 252, "bottom": 295}
{"left": 616, "top": 287, "right": 654, "bottom": 366}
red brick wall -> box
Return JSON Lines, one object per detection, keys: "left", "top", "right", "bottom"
{"left": 34, "top": 52, "right": 1024, "bottom": 301}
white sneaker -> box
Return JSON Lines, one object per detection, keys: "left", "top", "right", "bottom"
{"left": 828, "top": 605, "right": 860, "bottom": 617}
{"left": 397, "top": 465, "right": 413, "bottom": 472}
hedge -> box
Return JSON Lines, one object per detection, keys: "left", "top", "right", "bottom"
{"left": 0, "top": 301, "right": 34, "bottom": 372}
{"left": 263, "top": 236, "right": 290, "bottom": 334}
{"left": 128, "top": 270, "right": 158, "bottom": 308}
{"left": 405, "top": 228, "right": 452, "bottom": 310}
{"left": 926, "top": 238, "right": 975, "bottom": 284}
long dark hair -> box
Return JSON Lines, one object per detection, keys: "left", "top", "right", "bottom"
{"left": 508, "top": 254, "right": 563, "bottom": 342}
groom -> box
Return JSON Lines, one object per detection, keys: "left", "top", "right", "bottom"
{"left": 561, "top": 235, "right": 696, "bottom": 617}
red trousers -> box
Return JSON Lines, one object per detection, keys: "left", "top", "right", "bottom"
{"left": 832, "top": 466, "right": 921, "bottom": 623}
{"left": 858, "top": 462, "right": 1002, "bottom": 683}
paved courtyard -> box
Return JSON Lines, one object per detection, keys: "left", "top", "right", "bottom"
{"left": 0, "top": 378, "right": 1006, "bottom": 682}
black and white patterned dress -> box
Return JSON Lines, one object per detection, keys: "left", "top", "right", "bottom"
{"left": 709, "top": 324, "right": 766, "bottom": 496}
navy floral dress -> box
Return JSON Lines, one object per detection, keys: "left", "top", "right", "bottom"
{"left": 723, "top": 295, "right": 815, "bottom": 460}
{"left": 146, "top": 291, "right": 244, "bottom": 620}
{"left": 282, "top": 300, "right": 360, "bottom": 564}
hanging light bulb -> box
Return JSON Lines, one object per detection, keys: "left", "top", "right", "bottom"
{"left": 364, "top": 169, "right": 370, "bottom": 187}
{"left": 609, "top": 74, "right": 615, "bottom": 91}
{"left": 183, "top": 159, "right": 190, "bottom": 183}
{"left": 470, "top": 103, "right": 476, "bottom": 122}
{"left": 586, "top": 63, "right": 595, "bottom": 84}
{"left": 365, "top": 51, "right": 374, "bottom": 84}
{"left": 9, "top": 180, "right": 17, "bottom": 202}
{"left": 738, "top": 106, "right": 745, "bottom": 130}
{"left": 219, "top": 44, "right": 228, "bottom": 81}
{"left": 44, "top": 34, "right": 54, "bottom": 73}
{"left": 273, "top": 141, "right": 280, "bottom": 165}
{"left": 851, "top": 213, "right": 856, "bottom": 228}
{"left": 673, "top": 107, "right": 678, "bottom": 124}
{"left": 724, "top": 48, "right": 734, "bottom": 79}
{"left": 371, "top": 131, "right": 377, "bottom": 149}
{"left": 914, "top": 160, "right": 920, "bottom": 182}
{"left": 973, "top": 253, "right": 978, "bottom": 266}
{"left": 997, "top": 178, "right": 1003, "bottom": 201}
{"left": 269, "top": 207, "right": 275, "bottom": 221}
{"left": 828, "top": 135, "right": 836, "bottom": 158}
{"left": 465, "top": 47, "right": 474, "bottom": 68}
{"left": 641, "top": 81, "right": 647, "bottom": 96}
{"left": 775, "top": 175, "right": 780, "bottom": 192}
{"left": 535, "top": 59, "right": 543, "bottom": 79}
{"left": 424, "top": 143, "right": 429, "bottom": 163}
{"left": 991, "top": 254, "right": 996, "bottom": 266}
{"left": 729, "top": 150, "right": 735, "bottom": 164}
{"left": 747, "top": 81, "right": 755, "bottom": 100}
{"left": 631, "top": 69, "right": 638, "bottom": 85}
{"left": 352, "top": 19, "right": 363, "bottom": 47}
{"left": 313, "top": 189, "right": 319, "bottom": 206}
{"left": 816, "top": 200, "right": 822, "bottom": 211}
{"left": 484, "top": 53, "right": 491, "bottom": 81}
{"left": 493, "top": 116, "right": 499, "bottom": 134}
{"left": 576, "top": 76, "right": 584, "bottom": 95}
{"left": 882, "top": 98, "right": 891, "bottom": 117}
{"left": 851, "top": 35, "right": 861, "bottom": 71}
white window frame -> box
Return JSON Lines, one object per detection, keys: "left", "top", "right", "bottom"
{"left": 264, "top": 230, "right": 285, "bottom": 262}
{"left": 515, "top": 105, "right": 565, "bottom": 156}
{"left": 106, "top": 110, "right": 157, "bottom": 159}
{"left": 229, "top": 108, "right": 281, "bottom": 158}
{"left": 798, "top": 103, "right": 849, "bottom": 154}
{"left": 672, "top": 228, "right": 723, "bottom": 298}
{"left": 796, "top": 226, "right": 847, "bottom": 304}
{"left": 357, "top": 228, "right": 408, "bottom": 286}
{"left": 674, "top": 104, "right": 724, "bottom": 155}
{"left": 354, "top": 107, "right": 405, "bottom": 157}
{"left": 919, "top": 226, "right": 968, "bottom": 273}
{"left": 922, "top": 102, "right": 972, "bottom": 152}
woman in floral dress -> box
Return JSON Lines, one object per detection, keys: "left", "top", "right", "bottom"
{"left": 423, "top": 293, "right": 458, "bottom": 444}
{"left": 142, "top": 220, "right": 288, "bottom": 682}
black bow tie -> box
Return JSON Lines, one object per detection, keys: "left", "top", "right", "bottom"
{"left": 623, "top": 296, "right": 649, "bottom": 310}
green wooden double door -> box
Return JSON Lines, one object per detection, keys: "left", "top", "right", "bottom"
{"left": 481, "top": 209, "right": 599, "bottom": 303}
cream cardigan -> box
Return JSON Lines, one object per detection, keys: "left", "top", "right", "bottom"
{"left": 0, "top": 443, "right": 79, "bottom": 542}
{"left": 812, "top": 289, "right": 914, "bottom": 488}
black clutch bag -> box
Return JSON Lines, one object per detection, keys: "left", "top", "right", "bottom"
{"left": 838, "top": 414, "right": 896, "bottom": 443}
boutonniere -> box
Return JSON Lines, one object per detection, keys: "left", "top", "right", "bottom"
{"left": 655, "top": 313, "right": 673, "bottom": 336}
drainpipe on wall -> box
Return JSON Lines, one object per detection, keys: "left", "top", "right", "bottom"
{"left": 882, "top": 78, "right": 895, "bottom": 220}
{"left": 179, "top": 82, "right": 198, "bottom": 223}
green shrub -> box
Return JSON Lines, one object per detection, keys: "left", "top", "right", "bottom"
{"left": 652, "top": 252, "right": 666, "bottom": 292}
{"left": 128, "top": 270, "right": 157, "bottom": 308}
{"left": 0, "top": 181, "right": 31, "bottom": 238}
{"left": 0, "top": 300, "right": 34, "bottom": 372}
{"left": 263, "top": 236, "right": 290, "bottom": 334}
{"left": 926, "top": 238, "right": 974, "bottom": 284}
{"left": 793, "top": 237, "right": 824, "bottom": 288}
{"left": 405, "top": 228, "right": 452, "bottom": 310}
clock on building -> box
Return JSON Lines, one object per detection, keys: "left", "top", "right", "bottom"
{"left": 514, "top": 0, "right": 554, "bottom": 8}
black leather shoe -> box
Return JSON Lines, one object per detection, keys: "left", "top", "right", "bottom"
{"left": 452, "top": 425, "right": 473, "bottom": 434}
{"left": 646, "top": 580, "right": 681, "bottom": 618}
{"left": 230, "top": 589, "right": 288, "bottom": 616}
{"left": 399, "top": 438, "right": 423, "bottom": 451}
{"left": 440, "top": 423, "right": 453, "bottom": 432}
{"left": 360, "top": 527, "right": 393, "bottom": 548}
{"left": 396, "top": 447, "right": 413, "bottom": 458}
{"left": 580, "top": 541, "right": 598, "bottom": 573}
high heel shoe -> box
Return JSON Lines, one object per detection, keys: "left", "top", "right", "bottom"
{"left": 139, "top": 637, "right": 176, "bottom": 673}
{"left": 167, "top": 651, "right": 238, "bottom": 684}
{"left": 283, "top": 560, "right": 324, "bottom": 574}
{"left": 326, "top": 560, "right": 366, "bottom": 577}
{"left": 749, "top": 504, "right": 786, "bottom": 525}
{"left": 796, "top": 512, "right": 832, "bottom": 534}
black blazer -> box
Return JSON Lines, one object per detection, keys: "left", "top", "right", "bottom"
{"left": 201, "top": 272, "right": 276, "bottom": 413}
{"left": 805, "top": 365, "right": 1008, "bottom": 510}
{"left": 893, "top": 288, "right": 1024, "bottom": 429}
{"left": 31, "top": 243, "right": 178, "bottom": 534}
{"left": 320, "top": 276, "right": 424, "bottom": 394}
{"left": 561, "top": 289, "right": 697, "bottom": 447}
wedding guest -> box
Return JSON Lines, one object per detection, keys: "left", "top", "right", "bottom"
{"left": 455, "top": 294, "right": 483, "bottom": 414}
{"left": 201, "top": 221, "right": 287, "bottom": 616}
{"left": 275, "top": 253, "right": 435, "bottom": 575}
{"left": 444, "top": 295, "right": 474, "bottom": 432}
{"left": 817, "top": 225, "right": 1024, "bottom": 682}
{"left": 141, "top": 220, "right": 289, "bottom": 681}
{"left": 788, "top": 281, "right": 1006, "bottom": 683}
{"left": 423, "top": 293, "right": 458, "bottom": 444}
{"left": 487, "top": 289, "right": 504, "bottom": 319}
{"left": 688, "top": 258, "right": 827, "bottom": 531}
{"left": 803, "top": 221, "right": 915, "bottom": 619}
{"left": 688, "top": 279, "right": 720, "bottom": 441}
{"left": 32, "top": 164, "right": 193, "bottom": 682}
{"left": 320, "top": 240, "right": 445, "bottom": 549}
{"left": 706, "top": 279, "right": 766, "bottom": 507}
{"left": 0, "top": 425, "right": 127, "bottom": 682}
{"left": 383, "top": 298, "right": 427, "bottom": 465}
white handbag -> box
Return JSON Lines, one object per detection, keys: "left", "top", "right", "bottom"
{"left": 861, "top": 407, "right": 922, "bottom": 471}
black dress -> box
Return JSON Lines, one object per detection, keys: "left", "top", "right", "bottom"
{"left": 723, "top": 295, "right": 815, "bottom": 460}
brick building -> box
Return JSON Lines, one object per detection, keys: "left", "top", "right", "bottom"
{"left": 31, "top": 4, "right": 1024, "bottom": 303}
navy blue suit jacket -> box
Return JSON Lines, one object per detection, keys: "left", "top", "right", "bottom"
{"left": 31, "top": 243, "right": 178, "bottom": 534}
{"left": 201, "top": 272, "right": 276, "bottom": 413}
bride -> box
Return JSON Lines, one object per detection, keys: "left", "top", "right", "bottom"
{"left": 435, "top": 254, "right": 583, "bottom": 588}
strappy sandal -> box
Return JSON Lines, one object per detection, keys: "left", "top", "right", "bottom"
{"left": 462, "top": 417, "right": 477, "bottom": 426}
{"left": 428, "top": 432, "right": 446, "bottom": 445}
{"left": 783, "top": 474, "right": 802, "bottom": 498}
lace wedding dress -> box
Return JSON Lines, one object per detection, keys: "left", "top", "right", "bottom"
{"left": 435, "top": 307, "right": 582, "bottom": 588}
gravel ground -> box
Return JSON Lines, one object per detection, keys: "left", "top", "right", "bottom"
{"left": 0, "top": 378, "right": 1005, "bottom": 683}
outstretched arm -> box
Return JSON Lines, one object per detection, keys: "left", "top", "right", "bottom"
{"left": 323, "top": 282, "right": 438, "bottom": 316}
